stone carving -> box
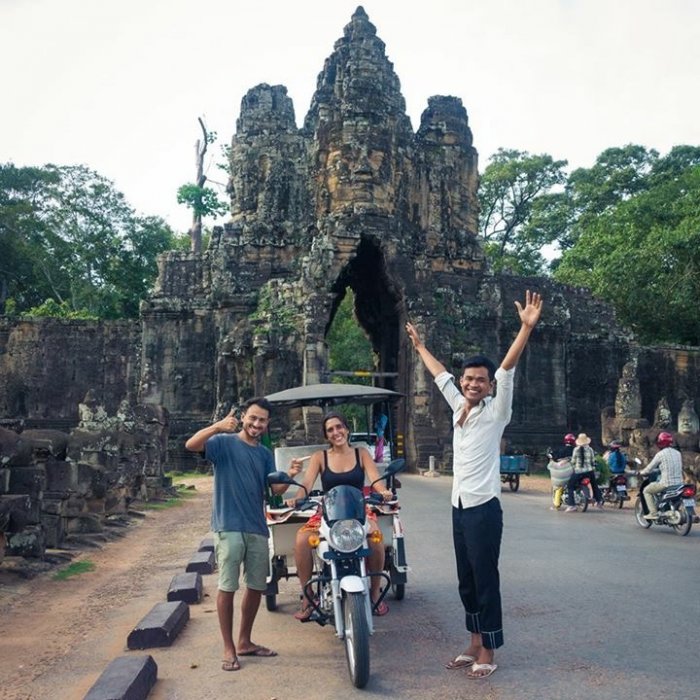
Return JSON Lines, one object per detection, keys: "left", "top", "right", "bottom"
{"left": 653, "top": 397, "right": 672, "bottom": 429}
{"left": 0, "top": 8, "right": 699, "bottom": 485}
{"left": 614, "top": 359, "right": 642, "bottom": 420}
{"left": 0, "top": 398, "right": 170, "bottom": 559}
{"left": 678, "top": 399, "right": 699, "bottom": 435}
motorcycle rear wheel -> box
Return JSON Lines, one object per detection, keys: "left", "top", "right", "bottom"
{"left": 634, "top": 499, "right": 652, "bottom": 529}
{"left": 673, "top": 511, "right": 692, "bottom": 536}
{"left": 343, "top": 591, "right": 370, "bottom": 689}
{"left": 575, "top": 488, "right": 589, "bottom": 512}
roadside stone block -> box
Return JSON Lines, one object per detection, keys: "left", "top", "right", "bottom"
{"left": 83, "top": 654, "right": 157, "bottom": 700}
{"left": 127, "top": 601, "right": 189, "bottom": 650}
{"left": 167, "top": 571, "right": 203, "bottom": 604}
{"left": 198, "top": 536, "right": 214, "bottom": 552}
{"left": 185, "top": 550, "right": 215, "bottom": 574}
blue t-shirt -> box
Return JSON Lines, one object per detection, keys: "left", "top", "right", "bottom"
{"left": 205, "top": 433, "right": 275, "bottom": 537}
{"left": 607, "top": 450, "right": 627, "bottom": 474}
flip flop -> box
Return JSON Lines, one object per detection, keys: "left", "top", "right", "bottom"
{"left": 293, "top": 606, "right": 314, "bottom": 621}
{"left": 467, "top": 662, "right": 498, "bottom": 679}
{"left": 221, "top": 657, "right": 240, "bottom": 671}
{"left": 238, "top": 646, "right": 278, "bottom": 657}
{"left": 445, "top": 653, "right": 476, "bottom": 670}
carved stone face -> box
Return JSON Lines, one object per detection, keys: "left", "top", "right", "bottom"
{"left": 678, "top": 401, "right": 699, "bottom": 435}
{"left": 323, "top": 142, "right": 390, "bottom": 213}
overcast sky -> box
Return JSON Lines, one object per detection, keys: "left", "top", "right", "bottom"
{"left": 3, "top": 0, "right": 699, "bottom": 233}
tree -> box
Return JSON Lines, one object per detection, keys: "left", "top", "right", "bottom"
{"left": 553, "top": 147, "right": 700, "bottom": 344}
{"left": 0, "top": 162, "right": 185, "bottom": 318}
{"left": 557, "top": 144, "right": 659, "bottom": 252}
{"left": 177, "top": 117, "right": 228, "bottom": 253}
{"left": 478, "top": 148, "right": 568, "bottom": 274}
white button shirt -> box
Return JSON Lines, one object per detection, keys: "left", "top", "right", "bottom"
{"left": 435, "top": 366, "right": 515, "bottom": 509}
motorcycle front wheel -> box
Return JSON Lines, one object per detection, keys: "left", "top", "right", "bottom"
{"left": 634, "top": 499, "right": 652, "bottom": 529}
{"left": 342, "top": 591, "right": 370, "bottom": 689}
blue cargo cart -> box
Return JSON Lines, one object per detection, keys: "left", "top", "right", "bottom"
{"left": 500, "top": 455, "right": 529, "bottom": 492}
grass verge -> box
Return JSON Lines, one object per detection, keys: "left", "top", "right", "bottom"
{"left": 53, "top": 560, "right": 96, "bottom": 580}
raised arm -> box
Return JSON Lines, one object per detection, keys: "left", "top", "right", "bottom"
{"left": 405, "top": 322, "right": 447, "bottom": 378}
{"left": 500, "top": 290, "right": 543, "bottom": 371}
{"left": 185, "top": 408, "right": 238, "bottom": 452}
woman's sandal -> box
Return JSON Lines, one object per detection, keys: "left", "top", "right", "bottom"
{"left": 293, "top": 606, "right": 314, "bottom": 621}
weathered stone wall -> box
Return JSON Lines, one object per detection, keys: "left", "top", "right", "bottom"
{"left": 0, "top": 318, "right": 140, "bottom": 427}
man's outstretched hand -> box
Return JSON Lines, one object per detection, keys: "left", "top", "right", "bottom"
{"left": 514, "top": 290, "right": 543, "bottom": 329}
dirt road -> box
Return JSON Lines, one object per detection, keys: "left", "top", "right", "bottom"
{"left": 0, "top": 476, "right": 214, "bottom": 700}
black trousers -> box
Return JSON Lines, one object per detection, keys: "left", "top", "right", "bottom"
{"left": 452, "top": 497, "right": 504, "bottom": 649}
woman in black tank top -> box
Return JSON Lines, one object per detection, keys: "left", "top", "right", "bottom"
{"left": 288, "top": 411, "right": 392, "bottom": 620}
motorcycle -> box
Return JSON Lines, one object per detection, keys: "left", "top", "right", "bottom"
{"left": 267, "top": 458, "right": 406, "bottom": 688}
{"left": 566, "top": 475, "right": 594, "bottom": 512}
{"left": 634, "top": 469, "right": 697, "bottom": 536}
{"left": 600, "top": 472, "right": 631, "bottom": 509}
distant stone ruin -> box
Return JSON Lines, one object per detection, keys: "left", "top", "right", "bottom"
{"left": 1, "top": 7, "right": 699, "bottom": 557}
{"left": 0, "top": 395, "right": 170, "bottom": 560}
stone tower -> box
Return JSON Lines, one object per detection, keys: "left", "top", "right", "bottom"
{"left": 139, "top": 8, "right": 642, "bottom": 468}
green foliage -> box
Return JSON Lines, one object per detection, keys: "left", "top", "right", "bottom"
{"left": 1, "top": 162, "right": 181, "bottom": 319}
{"left": 479, "top": 148, "right": 568, "bottom": 274}
{"left": 553, "top": 146, "right": 700, "bottom": 344}
{"left": 326, "top": 290, "right": 377, "bottom": 428}
{"left": 24, "top": 298, "right": 97, "bottom": 320}
{"left": 53, "top": 560, "right": 96, "bottom": 580}
{"left": 177, "top": 183, "right": 228, "bottom": 219}
{"left": 327, "top": 290, "right": 375, "bottom": 376}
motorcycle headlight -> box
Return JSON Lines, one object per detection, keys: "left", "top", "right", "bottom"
{"left": 328, "top": 519, "right": 365, "bottom": 553}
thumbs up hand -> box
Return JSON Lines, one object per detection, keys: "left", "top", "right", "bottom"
{"left": 217, "top": 408, "right": 239, "bottom": 433}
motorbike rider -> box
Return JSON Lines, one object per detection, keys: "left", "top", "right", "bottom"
{"left": 547, "top": 434, "right": 576, "bottom": 510}
{"left": 639, "top": 431, "right": 683, "bottom": 519}
{"left": 606, "top": 440, "right": 628, "bottom": 474}
{"left": 564, "top": 433, "right": 604, "bottom": 511}
{"left": 286, "top": 411, "right": 393, "bottom": 620}
{"left": 551, "top": 433, "right": 576, "bottom": 461}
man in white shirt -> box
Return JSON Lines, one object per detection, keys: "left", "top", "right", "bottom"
{"left": 639, "top": 431, "right": 683, "bottom": 519}
{"left": 405, "top": 290, "right": 543, "bottom": 680}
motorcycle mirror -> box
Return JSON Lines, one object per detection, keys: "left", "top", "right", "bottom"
{"left": 384, "top": 458, "right": 406, "bottom": 476}
{"left": 267, "top": 470, "right": 296, "bottom": 486}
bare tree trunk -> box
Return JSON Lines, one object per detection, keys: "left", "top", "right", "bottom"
{"left": 190, "top": 117, "right": 209, "bottom": 254}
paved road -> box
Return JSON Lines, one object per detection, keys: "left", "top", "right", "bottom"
{"left": 152, "top": 474, "right": 699, "bottom": 699}
{"left": 14, "top": 473, "right": 695, "bottom": 699}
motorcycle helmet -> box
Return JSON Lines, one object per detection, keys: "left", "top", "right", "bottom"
{"left": 564, "top": 433, "right": 576, "bottom": 446}
{"left": 656, "top": 431, "right": 674, "bottom": 448}
{"left": 609, "top": 440, "right": 622, "bottom": 450}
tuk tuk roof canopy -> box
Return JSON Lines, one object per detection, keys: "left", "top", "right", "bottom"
{"left": 264, "top": 383, "right": 402, "bottom": 408}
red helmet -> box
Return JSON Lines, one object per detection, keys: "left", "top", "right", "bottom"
{"left": 564, "top": 433, "right": 576, "bottom": 446}
{"left": 656, "top": 432, "right": 674, "bottom": 448}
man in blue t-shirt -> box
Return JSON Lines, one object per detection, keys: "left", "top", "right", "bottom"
{"left": 186, "top": 397, "right": 299, "bottom": 672}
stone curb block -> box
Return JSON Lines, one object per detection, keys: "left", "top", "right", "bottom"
{"left": 198, "top": 536, "right": 214, "bottom": 552}
{"left": 83, "top": 654, "right": 157, "bottom": 700}
{"left": 127, "top": 601, "right": 189, "bottom": 650}
{"left": 167, "top": 571, "right": 203, "bottom": 604}
{"left": 185, "top": 550, "right": 215, "bottom": 574}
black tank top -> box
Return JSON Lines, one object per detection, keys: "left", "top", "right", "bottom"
{"left": 321, "top": 449, "right": 365, "bottom": 491}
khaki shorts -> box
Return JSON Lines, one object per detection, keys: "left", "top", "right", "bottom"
{"left": 214, "top": 531, "right": 269, "bottom": 592}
